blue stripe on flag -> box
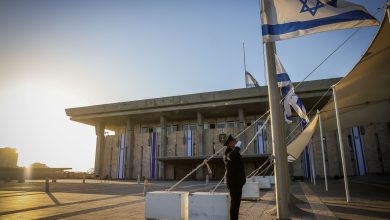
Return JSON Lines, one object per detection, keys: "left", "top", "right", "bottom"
{"left": 296, "top": 98, "right": 304, "bottom": 109}
{"left": 277, "top": 72, "right": 291, "bottom": 83}
{"left": 262, "top": 10, "right": 376, "bottom": 36}
{"left": 281, "top": 85, "right": 292, "bottom": 97}
{"left": 149, "top": 132, "right": 158, "bottom": 179}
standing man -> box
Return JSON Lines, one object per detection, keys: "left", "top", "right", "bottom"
{"left": 223, "top": 134, "right": 246, "bottom": 220}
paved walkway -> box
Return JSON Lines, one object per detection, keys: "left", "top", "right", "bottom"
{"left": 0, "top": 177, "right": 389, "bottom": 219}
{"left": 307, "top": 176, "right": 390, "bottom": 220}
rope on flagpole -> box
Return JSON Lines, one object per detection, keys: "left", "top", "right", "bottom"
{"left": 209, "top": 117, "right": 270, "bottom": 193}
{"left": 247, "top": 157, "right": 272, "bottom": 178}
{"left": 280, "top": 27, "right": 364, "bottom": 105}
{"left": 166, "top": 111, "right": 270, "bottom": 191}
{"left": 285, "top": 86, "right": 332, "bottom": 144}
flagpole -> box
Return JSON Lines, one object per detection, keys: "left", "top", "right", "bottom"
{"left": 387, "top": 2, "right": 390, "bottom": 23}
{"left": 332, "top": 85, "right": 350, "bottom": 202}
{"left": 311, "top": 145, "right": 316, "bottom": 185}
{"left": 264, "top": 42, "right": 289, "bottom": 218}
{"left": 243, "top": 42, "right": 247, "bottom": 72}
{"left": 317, "top": 110, "right": 328, "bottom": 191}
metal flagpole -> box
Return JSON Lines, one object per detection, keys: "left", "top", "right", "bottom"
{"left": 332, "top": 85, "right": 350, "bottom": 202}
{"left": 310, "top": 145, "right": 316, "bottom": 185}
{"left": 387, "top": 2, "right": 389, "bottom": 23}
{"left": 243, "top": 42, "right": 247, "bottom": 72}
{"left": 264, "top": 42, "right": 289, "bottom": 218}
{"left": 317, "top": 110, "right": 328, "bottom": 191}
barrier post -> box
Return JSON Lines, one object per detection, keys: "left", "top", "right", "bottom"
{"left": 144, "top": 178, "right": 149, "bottom": 196}
{"left": 45, "top": 177, "right": 49, "bottom": 193}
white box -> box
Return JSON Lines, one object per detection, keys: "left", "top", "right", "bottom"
{"left": 253, "top": 175, "right": 275, "bottom": 185}
{"left": 252, "top": 176, "right": 272, "bottom": 189}
{"left": 242, "top": 182, "right": 261, "bottom": 199}
{"left": 188, "top": 192, "right": 229, "bottom": 220}
{"left": 145, "top": 191, "right": 189, "bottom": 220}
{"left": 265, "top": 176, "right": 275, "bottom": 184}
{"left": 246, "top": 177, "right": 254, "bottom": 183}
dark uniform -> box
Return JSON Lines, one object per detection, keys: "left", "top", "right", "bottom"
{"left": 224, "top": 146, "right": 246, "bottom": 220}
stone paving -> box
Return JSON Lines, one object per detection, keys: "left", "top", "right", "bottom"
{"left": 0, "top": 177, "right": 389, "bottom": 219}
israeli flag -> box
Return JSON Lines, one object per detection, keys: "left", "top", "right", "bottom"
{"left": 275, "top": 54, "right": 309, "bottom": 123}
{"left": 261, "top": 0, "right": 379, "bottom": 42}
{"left": 245, "top": 71, "right": 260, "bottom": 88}
{"left": 184, "top": 129, "right": 193, "bottom": 157}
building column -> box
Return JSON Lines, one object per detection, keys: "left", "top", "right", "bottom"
{"left": 197, "top": 112, "right": 205, "bottom": 156}
{"left": 125, "top": 118, "right": 135, "bottom": 179}
{"left": 159, "top": 115, "right": 167, "bottom": 180}
{"left": 238, "top": 108, "right": 246, "bottom": 147}
{"left": 196, "top": 112, "right": 205, "bottom": 180}
{"left": 94, "top": 122, "right": 105, "bottom": 178}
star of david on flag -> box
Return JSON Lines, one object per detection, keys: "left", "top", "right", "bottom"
{"left": 261, "top": 0, "right": 379, "bottom": 42}
{"left": 300, "top": 0, "right": 325, "bottom": 16}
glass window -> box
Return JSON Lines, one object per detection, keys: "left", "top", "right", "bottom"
{"left": 189, "top": 124, "right": 197, "bottom": 130}
{"left": 141, "top": 127, "right": 149, "bottom": 133}
{"left": 167, "top": 125, "right": 178, "bottom": 133}
{"left": 216, "top": 123, "right": 226, "bottom": 129}
{"left": 183, "top": 124, "right": 196, "bottom": 131}
{"left": 227, "top": 121, "right": 236, "bottom": 128}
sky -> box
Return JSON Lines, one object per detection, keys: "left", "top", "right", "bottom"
{"left": 0, "top": 0, "right": 387, "bottom": 172}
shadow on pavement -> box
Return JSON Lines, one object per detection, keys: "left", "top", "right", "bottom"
{"left": 37, "top": 199, "right": 144, "bottom": 220}
{"left": 47, "top": 192, "right": 61, "bottom": 205}
{"left": 0, "top": 194, "right": 130, "bottom": 216}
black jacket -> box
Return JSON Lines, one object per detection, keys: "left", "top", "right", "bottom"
{"left": 224, "top": 147, "right": 246, "bottom": 186}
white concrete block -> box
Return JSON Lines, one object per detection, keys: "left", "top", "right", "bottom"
{"left": 252, "top": 176, "right": 271, "bottom": 189}
{"left": 246, "top": 177, "right": 254, "bottom": 182}
{"left": 253, "top": 175, "right": 275, "bottom": 185}
{"left": 265, "top": 176, "right": 275, "bottom": 184}
{"left": 145, "top": 191, "right": 188, "bottom": 220}
{"left": 242, "top": 182, "right": 260, "bottom": 199}
{"left": 188, "top": 192, "right": 229, "bottom": 220}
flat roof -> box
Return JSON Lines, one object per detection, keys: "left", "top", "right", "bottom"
{"left": 65, "top": 78, "right": 340, "bottom": 128}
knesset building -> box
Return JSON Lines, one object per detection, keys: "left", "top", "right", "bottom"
{"left": 66, "top": 77, "right": 390, "bottom": 180}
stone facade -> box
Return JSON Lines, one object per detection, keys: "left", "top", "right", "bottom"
{"left": 97, "top": 116, "right": 272, "bottom": 180}
{"left": 96, "top": 115, "right": 390, "bottom": 180}
{"left": 65, "top": 78, "right": 389, "bottom": 180}
{"left": 292, "top": 122, "right": 390, "bottom": 179}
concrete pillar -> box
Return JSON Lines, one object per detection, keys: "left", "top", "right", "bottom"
{"left": 196, "top": 112, "right": 205, "bottom": 180}
{"left": 159, "top": 115, "right": 167, "bottom": 180}
{"left": 197, "top": 112, "right": 205, "bottom": 156}
{"left": 125, "top": 118, "right": 135, "bottom": 179}
{"left": 94, "top": 121, "right": 105, "bottom": 178}
{"left": 139, "top": 145, "right": 144, "bottom": 180}
{"left": 238, "top": 108, "right": 246, "bottom": 147}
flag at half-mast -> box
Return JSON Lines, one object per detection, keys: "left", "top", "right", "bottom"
{"left": 245, "top": 71, "right": 260, "bottom": 88}
{"left": 261, "top": 0, "right": 379, "bottom": 42}
{"left": 275, "top": 53, "right": 309, "bottom": 124}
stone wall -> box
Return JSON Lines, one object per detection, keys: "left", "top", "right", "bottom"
{"left": 291, "top": 122, "right": 390, "bottom": 179}
{"left": 98, "top": 115, "right": 389, "bottom": 180}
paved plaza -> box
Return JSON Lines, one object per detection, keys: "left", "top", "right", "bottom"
{"left": 0, "top": 176, "right": 389, "bottom": 219}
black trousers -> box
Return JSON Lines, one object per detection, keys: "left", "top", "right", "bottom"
{"left": 228, "top": 184, "right": 243, "bottom": 220}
